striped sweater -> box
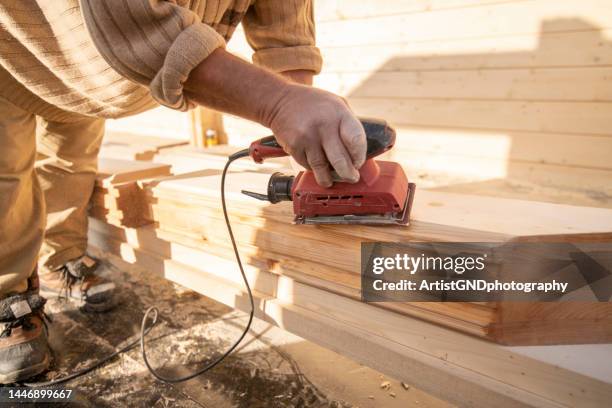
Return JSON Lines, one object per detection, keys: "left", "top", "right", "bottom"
{"left": 0, "top": 0, "right": 322, "bottom": 121}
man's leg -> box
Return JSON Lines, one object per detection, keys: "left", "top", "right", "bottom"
{"left": 36, "top": 115, "right": 117, "bottom": 311}
{"left": 0, "top": 97, "right": 50, "bottom": 383}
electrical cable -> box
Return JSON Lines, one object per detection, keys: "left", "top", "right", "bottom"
{"left": 24, "top": 149, "right": 254, "bottom": 386}
{"left": 23, "top": 318, "right": 157, "bottom": 387}
{"left": 139, "top": 148, "right": 253, "bottom": 382}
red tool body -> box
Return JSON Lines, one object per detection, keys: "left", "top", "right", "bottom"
{"left": 243, "top": 118, "right": 416, "bottom": 225}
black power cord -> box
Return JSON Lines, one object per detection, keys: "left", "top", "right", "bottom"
{"left": 140, "top": 148, "right": 254, "bottom": 382}
{"left": 23, "top": 320, "right": 157, "bottom": 387}
{"left": 25, "top": 149, "right": 254, "bottom": 386}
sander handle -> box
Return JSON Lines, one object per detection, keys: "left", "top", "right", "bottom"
{"left": 248, "top": 118, "right": 396, "bottom": 163}
{"left": 248, "top": 135, "right": 286, "bottom": 163}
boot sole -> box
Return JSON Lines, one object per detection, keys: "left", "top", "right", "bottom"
{"left": 0, "top": 354, "right": 50, "bottom": 384}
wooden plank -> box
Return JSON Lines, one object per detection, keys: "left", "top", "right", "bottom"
{"left": 88, "top": 218, "right": 496, "bottom": 337}
{"left": 224, "top": 27, "right": 612, "bottom": 72}
{"left": 496, "top": 162, "right": 612, "bottom": 192}
{"left": 347, "top": 98, "right": 612, "bottom": 135}
{"left": 316, "top": 67, "right": 612, "bottom": 102}
{"left": 317, "top": 29, "right": 612, "bottom": 73}
{"left": 145, "top": 170, "right": 612, "bottom": 239}
{"left": 93, "top": 159, "right": 171, "bottom": 226}
{"left": 387, "top": 126, "right": 612, "bottom": 170}
{"left": 89, "top": 240, "right": 529, "bottom": 408}
{"left": 88, "top": 160, "right": 612, "bottom": 348}
{"left": 315, "top": 0, "right": 527, "bottom": 22}
{"left": 88, "top": 228, "right": 612, "bottom": 408}
{"left": 92, "top": 154, "right": 612, "bottom": 258}
{"left": 100, "top": 131, "right": 187, "bottom": 160}
{"left": 97, "top": 158, "right": 171, "bottom": 186}
{"left": 493, "top": 302, "right": 612, "bottom": 345}
{"left": 144, "top": 169, "right": 612, "bottom": 345}
{"left": 92, "top": 165, "right": 611, "bottom": 273}
{"left": 90, "top": 182, "right": 153, "bottom": 228}
{"left": 118, "top": 191, "right": 612, "bottom": 274}
{"left": 315, "top": 1, "right": 612, "bottom": 47}
{"left": 388, "top": 150, "right": 612, "bottom": 191}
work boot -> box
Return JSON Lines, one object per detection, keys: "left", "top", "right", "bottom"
{"left": 40, "top": 255, "right": 117, "bottom": 312}
{"left": 0, "top": 290, "right": 51, "bottom": 384}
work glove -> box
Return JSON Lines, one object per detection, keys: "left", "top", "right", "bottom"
{"left": 267, "top": 84, "right": 367, "bottom": 187}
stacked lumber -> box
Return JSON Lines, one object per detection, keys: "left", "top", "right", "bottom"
{"left": 88, "top": 151, "right": 612, "bottom": 346}
{"left": 89, "top": 159, "right": 172, "bottom": 227}
{"left": 86, "top": 152, "right": 612, "bottom": 407}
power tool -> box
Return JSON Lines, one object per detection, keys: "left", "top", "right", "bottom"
{"left": 241, "top": 118, "right": 416, "bottom": 225}
{"left": 25, "top": 118, "right": 415, "bottom": 387}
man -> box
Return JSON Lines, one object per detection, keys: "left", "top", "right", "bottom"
{"left": 0, "top": 0, "right": 366, "bottom": 383}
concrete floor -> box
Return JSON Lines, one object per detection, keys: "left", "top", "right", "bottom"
{"left": 20, "top": 256, "right": 454, "bottom": 408}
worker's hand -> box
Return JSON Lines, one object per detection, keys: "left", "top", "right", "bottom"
{"left": 185, "top": 48, "right": 365, "bottom": 185}
{"left": 266, "top": 84, "right": 367, "bottom": 187}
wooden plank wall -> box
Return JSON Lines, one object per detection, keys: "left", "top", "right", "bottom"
{"left": 224, "top": 0, "right": 612, "bottom": 192}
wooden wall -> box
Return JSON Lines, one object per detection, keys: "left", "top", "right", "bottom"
{"left": 223, "top": 0, "right": 612, "bottom": 193}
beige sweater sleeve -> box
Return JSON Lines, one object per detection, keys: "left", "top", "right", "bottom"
{"left": 242, "top": 0, "right": 323, "bottom": 74}
{"left": 80, "top": 0, "right": 226, "bottom": 110}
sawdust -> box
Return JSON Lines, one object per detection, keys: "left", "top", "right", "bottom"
{"left": 24, "top": 254, "right": 355, "bottom": 407}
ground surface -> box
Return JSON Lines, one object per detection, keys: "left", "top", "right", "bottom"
{"left": 6, "top": 256, "right": 453, "bottom": 408}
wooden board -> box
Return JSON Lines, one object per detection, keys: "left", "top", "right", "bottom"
{"left": 231, "top": 28, "right": 612, "bottom": 72}
{"left": 315, "top": 0, "right": 524, "bottom": 22}
{"left": 144, "top": 169, "right": 612, "bottom": 239}
{"left": 97, "top": 158, "right": 171, "bottom": 186}
{"left": 87, "top": 219, "right": 612, "bottom": 408}
{"left": 88, "top": 217, "right": 497, "bottom": 337}
{"left": 317, "top": 68, "right": 612, "bottom": 102}
{"left": 88, "top": 154, "right": 612, "bottom": 346}
{"left": 347, "top": 98, "right": 612, "bottom": 136}
{"left": 93, "top": 159, "right": 172, "bottom": 226}
{"left": 87, "top": 145, "right": 612, "bottom": 405}
{"left": 314, "top": 1, "right": 612, "bottom": 47}
{"left": 100, "top": 131, "right": 187, "bottom": 161}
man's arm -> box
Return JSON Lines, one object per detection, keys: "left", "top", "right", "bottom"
{"left": 281, "top": 70, "right": 314, "bottom": 86}
{"left": 184, "top": 49, "right": 365, "bottom": 187}
{"left": 80, "top": 0, "right": 226, "bottom": 111}
{"left": 241, "top": 0, "right": 322, "bottom": 75}
{"left": 81, "top": 0, "right": 363, "bottom": 186}
{"left": 227, "top": 0, "right": 358, "bottom": 186}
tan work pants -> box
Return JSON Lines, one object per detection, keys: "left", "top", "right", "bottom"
{"left": 0, "top": 96, "right": 104, "bottom": 296}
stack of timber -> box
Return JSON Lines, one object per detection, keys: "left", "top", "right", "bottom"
{"left": 87, "top": 151, "right": 612, "bottom": 408}
{"left": 90, "top": 159, "right": 171, "bottom": 227}
{"left": 89, "top": 152, "right": 612, "bottom": 346}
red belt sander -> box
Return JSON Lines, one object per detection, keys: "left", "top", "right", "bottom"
{"left": 241, "top": 118, "right": 416, "bottom": 225}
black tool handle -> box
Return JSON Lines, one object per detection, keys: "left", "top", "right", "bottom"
{"left": 248, "top": 118, "right": 396, "bottom": 163}
{"left": 361, "top": 118, "right": 396, "bottom": 159}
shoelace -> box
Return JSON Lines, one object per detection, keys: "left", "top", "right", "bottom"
{"left": 28, "top": 152, "right": 254, "bottom": 386}
{"left": 58, "top": 264, "right": 93, "bottom": 301}
{"left": 0, "top": 311, "right": 51, "bottom": 338}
